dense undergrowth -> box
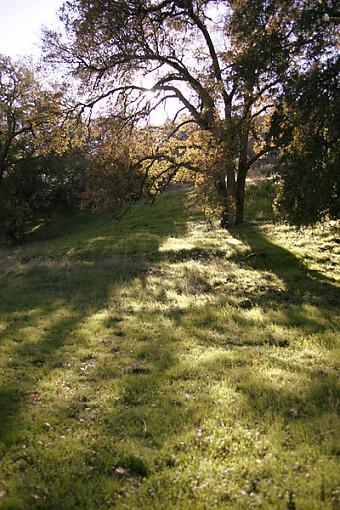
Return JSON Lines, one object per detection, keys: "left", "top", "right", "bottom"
{"left": 0, "top": 182, "right": 339, "bottom": 509}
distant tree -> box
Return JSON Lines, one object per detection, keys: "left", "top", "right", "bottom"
{"left": 81, "top": 117, "right": 144, "bottom": 210}
{"left": 43, "top": 0, "right": 338, "bottom": 227}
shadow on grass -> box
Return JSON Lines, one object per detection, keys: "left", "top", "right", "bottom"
{"left": 0, "top": 191, "right": 338, "bottom": 508}
{"left": 0, "top": 191, "right": 215, "bottom": 508}
{"left": 231, "top": 223, "right": 339, "bottom": 306}
{"left": 234, "top": 366, "right": 340, "bottom": 431}
{"left": 0, "top": 192, "right": 190, "bottom": 435}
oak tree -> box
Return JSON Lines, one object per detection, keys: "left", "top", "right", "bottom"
{"left": 43, "top": 0, "right": 338, "bottom": 226}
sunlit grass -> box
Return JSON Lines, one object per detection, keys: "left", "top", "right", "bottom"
{"left": 0, "top": 186, "right": 339, "bottom": 509}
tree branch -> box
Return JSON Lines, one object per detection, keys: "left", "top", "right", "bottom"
{"left": 251, "top": 104, "right": 274, "bottom": 119}
{"left": 187, "top": 5, "right": 231, "bottom": 117}
{"left": 247, "top": 147, "right": 271, "bottom": 168}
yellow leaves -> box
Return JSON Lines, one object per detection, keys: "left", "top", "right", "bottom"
{"left": 221, "top": 51, "right": 234, "bottom": 63}
{"left": 1, "top": 55, "right": 79, "bottom": 166}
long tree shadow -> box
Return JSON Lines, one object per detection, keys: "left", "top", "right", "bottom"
{"left": 231, "top": 223, "right": 340, "bottom": 309}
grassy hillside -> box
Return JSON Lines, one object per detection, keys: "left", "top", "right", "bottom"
{"left": 0, "top": 184, "right": 339, "bottom": 509}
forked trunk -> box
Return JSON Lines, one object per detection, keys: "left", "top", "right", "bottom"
{"left": 217, "top": 117, "right": 249, "bottom": 228}
{"left": 219, "top": 161, "right": 248, "bottom": 228}
{"left": 220, "top": 176, "right": 246, "bottom": 228}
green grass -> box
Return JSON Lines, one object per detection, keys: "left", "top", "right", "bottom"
{"left": 0, "top": 184, "right": 339, "bottom": 509}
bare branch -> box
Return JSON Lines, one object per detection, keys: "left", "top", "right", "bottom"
{"left": 247, "top": 147, "right": 271, "bottom": 168}
{"left": 164, "top": 119, "right": 197, "bottom": 141}
{"left": 187, "top": 6, "right": 231, "bottom": 117}
{"left": 251, "top": 104, "right": 275, "bottom": 119}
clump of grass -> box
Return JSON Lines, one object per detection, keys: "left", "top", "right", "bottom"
{"left": 0, "top": 186, "right": 339, "bottom": 509}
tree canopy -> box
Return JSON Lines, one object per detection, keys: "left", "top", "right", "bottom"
{"left": 0, "top": 54, "right": 83, "bottom": 196}
{"left": 0, "top": 55, "right": 86, "bottom": 242}
{"left": 43, "top": 0, "right": 338, "bottom": 226}
{"left": 274, "top": 58, "right": 339, "bottom": 224}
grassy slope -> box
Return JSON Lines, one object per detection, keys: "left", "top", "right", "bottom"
{"left": 0, "top": 184, "right": 339, "bottom": 510}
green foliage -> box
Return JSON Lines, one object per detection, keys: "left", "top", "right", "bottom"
{"left": 0, "top": 151, "right": 87, "bottom": 244}
{"left": 81, "top": 120, "right": 145, "bottom": 211}
{"left": 274, "top": 60, "right": 340, "bottom": 224}
{"left": 81, "top": 151, "right": 141, "bottom": 210}
{"left": 0, "top": 54, "right": 69, "bottom": 172}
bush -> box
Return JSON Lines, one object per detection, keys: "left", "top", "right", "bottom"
{"left": 0, "top": 151, "right": 86, "bottom": 244}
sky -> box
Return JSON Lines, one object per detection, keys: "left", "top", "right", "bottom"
{"left": 0, "top": 0, "right": 63, "bottom": 59}
{"left": 0, "top": 0, "right": 178, "bottom": 125}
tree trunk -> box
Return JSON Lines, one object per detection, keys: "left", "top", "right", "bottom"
{"left": 215, "top": 106, "right": 251, "bottom": 229}
{"left": 236, "top": 167, "right": 246, "bottom": 224}
{"left": 219, "top": 163, "right": 237, "bottom": 228}
{"left": 236, "top": 122, "right": 250, "bottom": 225}
{"left": 0, "top": 168, "right": 4, "bottom": 204}
{"left": 236, "top": 160, "right": 248, "bottom": 225}
{"left": 218, "top": 130, "right": 249, "bottom": 228}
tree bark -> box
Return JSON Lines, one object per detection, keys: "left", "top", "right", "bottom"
{"left": 218, "top": 120, "right": 249, "bottom": 228}
{"left": 236, "top": 123, "right": 250, "bottom": 225}
{"left": 236, "top": 168, "right": 246, "bottom": 224}
{"left": 219, "top": 163, "right": 237, "bottom": 228}
{"left": 0, "top": 165, "right": 4, "bottom": 201}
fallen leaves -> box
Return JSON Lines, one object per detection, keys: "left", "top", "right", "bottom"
{"left": 289, "top": 407, "right": 300, "bottom": 418}
{"left": 115, "top": 467, "right": 127, "bottom": 477}
{"left": 125, "top": 363, "right": 140, "bottom": 373}
{"left": 31, "top": 393, "right": 41, "bottom": 404}
{"left": 221, "top": 490, "right": 231, "bottom": 501}
{"left": 124, "top": 363, "right": 149, "bottom": 374}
